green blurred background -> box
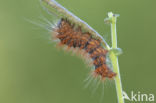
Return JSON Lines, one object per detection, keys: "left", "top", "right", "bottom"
{"left": 0, "top": 0, "right": 156, "bottom": 103}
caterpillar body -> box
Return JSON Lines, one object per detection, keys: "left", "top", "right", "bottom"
{"left": 53, "top": 18, "right": 116, "bottom": 79}
{"left": 42, "top": 0, "right": 117, "bottom": 79}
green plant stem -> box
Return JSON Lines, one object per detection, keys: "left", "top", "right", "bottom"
{"left": 108, "top": 13, "right": 124, "bottom": 103}
{"left": 41, "top": 0, "right": 124, "bottom": 102}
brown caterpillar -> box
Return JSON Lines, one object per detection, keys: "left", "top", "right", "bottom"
{"left": 52, "top": 18, "right": 117, "bottom": 79}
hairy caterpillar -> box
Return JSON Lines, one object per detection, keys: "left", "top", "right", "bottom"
{"left": 41, "top": 0, "right": 117, "bottom": 79}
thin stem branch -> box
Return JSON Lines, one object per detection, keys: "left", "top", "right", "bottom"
{"left": 106, "top": 12, "right": 124, "bottom": 103}
{"left": 41, "top": 0, "right": 124, "bottom": 102}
